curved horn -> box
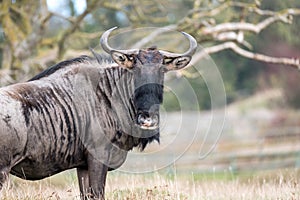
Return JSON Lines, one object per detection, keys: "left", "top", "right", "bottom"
{"left": 100, "top": 27, "right": 139, "bottom": 55}
{"left": 159, "top": 32, "right": 197, "bottom": 58}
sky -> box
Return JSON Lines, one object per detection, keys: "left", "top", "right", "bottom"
{"left": 46, "top": 0, "right": 87, "bottom": 16}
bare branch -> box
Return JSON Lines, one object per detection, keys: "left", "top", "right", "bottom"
{"left": 203, "top": 14, "right": 291, "bottom": 35}
{"left": 132, "top": 25, "right": 177, "bottom": 49}
{"left": 215, "top": 31, "right": 252, "bottom": 49}
{"left": 49, "top": 11, "right": 75, "bottom": 24}
{"left": 249, "top": 6, "right": 300, "bottom": 17}
{"left": 191, "top": 42, "right": 300, "bottom": 69}
{"left": 57, "top": 0, "right": 100, "bottom": 59}
{"left": 188, "top": 1, "right": 230, "bottom": 19}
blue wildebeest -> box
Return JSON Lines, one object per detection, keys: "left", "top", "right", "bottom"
{"left": 0, "top": 27, "right": 197, "bottom": 199}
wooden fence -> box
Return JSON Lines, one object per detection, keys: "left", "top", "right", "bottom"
{"left": 173, "top": 110, "right": 300, "bottom": 173}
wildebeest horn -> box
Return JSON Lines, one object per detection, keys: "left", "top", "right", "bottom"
{"left": 100, "top": 27, "right": 197, "bottom": 57}
{"left": 100, "top": 27, "right": 139, "bottom": 55}
{"left": 159, "top": 32, "right": 197, "bottom": 58}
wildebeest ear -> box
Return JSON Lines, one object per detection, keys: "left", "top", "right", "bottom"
{"left": 111, "top": 51, "right": 134, "bottom": 68}
{"left": 164, "top": 56, "right": 191, "bottom": 71}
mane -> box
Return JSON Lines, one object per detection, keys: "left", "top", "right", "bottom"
{"left": 28, "top": 53, "right": 113, "bottom": 81}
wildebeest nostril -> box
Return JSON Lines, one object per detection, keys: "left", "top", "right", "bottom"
{"left": 137, "top": 113, "right": 150, "bottom": 125}
{"left": 137, "top": 112, "right": 159, "bottom": 129}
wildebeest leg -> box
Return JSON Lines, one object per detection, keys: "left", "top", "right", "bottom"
{"left": 77, "top": 168, "right": 90, "bottom": 200}
{"left": 88, "top": 154, "right": 108, "bottom": 200}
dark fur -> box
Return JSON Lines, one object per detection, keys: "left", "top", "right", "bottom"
{"left": 28, "top": 53, "right": 160, "bottom": 151}
{"left": 0, "top": 51, "right": 163, "bottom": 200}
{"left": 29, "top": 56, "right": 92, "bottom": 81}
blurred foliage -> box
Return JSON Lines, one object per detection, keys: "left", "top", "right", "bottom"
{"left": 0, "top": 0, "right": 299, "bottom": 110}
{"left": 255, "top": 0, "right": 300, "bottom": 109}
{"left": 212, "top": 0, "right": 300, "bottom": 108}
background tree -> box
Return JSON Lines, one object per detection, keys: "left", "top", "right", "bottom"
{"left": 0, "top": 0, "right": 299, "bottom": 109}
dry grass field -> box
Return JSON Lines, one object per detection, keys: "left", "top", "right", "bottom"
{"left": 2, "top": 93, "right": 300, "bottom": 200}
{"left": 1, "top": 168, "right": 299, "bottom": 200}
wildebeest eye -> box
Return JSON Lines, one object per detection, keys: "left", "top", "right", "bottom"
{"left": 111, "top": 51, "right": 134, "bottom": 68}
{"left": 163, "top": 58, "right": 173, "bottom": 65}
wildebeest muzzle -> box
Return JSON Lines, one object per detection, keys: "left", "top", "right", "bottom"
{"left": 134, "top": 82, "right": 163, "bottom": 130}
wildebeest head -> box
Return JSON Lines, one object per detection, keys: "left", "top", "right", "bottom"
{"left": 100, "top": 27, "right": 197, "bottom": 131}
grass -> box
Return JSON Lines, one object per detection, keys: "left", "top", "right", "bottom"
{"left": 1, "top": 168, "right": 300, "bottom": 200}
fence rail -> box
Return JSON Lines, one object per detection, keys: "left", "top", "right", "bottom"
{"left": 176, "top": 123, "right": 300, "bottom": 173}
